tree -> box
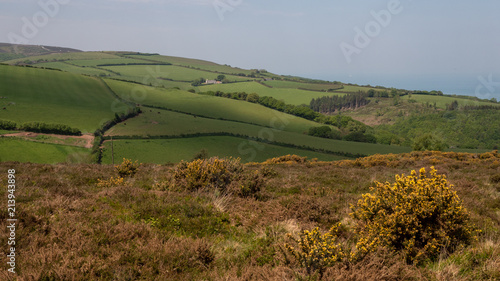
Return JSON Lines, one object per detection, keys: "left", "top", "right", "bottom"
{"left": 216, "top": 74, "right": 226, "bottom": 81}
{"left": 246, "top": 93, "right": 260, "bottom": 103}
{"left": 412, "top": 134, "right": 448, "bottom": 151}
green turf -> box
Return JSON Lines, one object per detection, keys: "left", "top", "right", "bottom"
{"left": 35, "top": 62, "right": 114, "bottom": 76}
{"left": 200, "top": 81, "right": 344, "bottom": 105}
{"left": 125, "top": 54, "right": 256, "bottom": 75}
{"left": 0, "top": 130, "right": 15, "bottom": 135}
{"left": 0, "top": 65, "right": 132, "bottom": 133}
{"left": 101, "top": 65, "right": 251, "bottom": 83}
{"left": 69, "top": 58, "right": 156, "bottom": 67}
{"left": 262, "top": 80, "right": 344, "bottom": 91}
{"left": 409, "top": 94, "right": 494, "bottom": 109}
{"left": 101, "top": 136, "right": 347, "bottom": 164}
{"left": 0, "top": 137, "right": 90, "bottom": 163}
{"left": 104, "top": 79, "right": 322, "bottom": 134}
{"left": 4, "top": 52, "right": 120, "bottom": 64}
{"left": 108, "top": 108, "right": 410, "bottom": 156}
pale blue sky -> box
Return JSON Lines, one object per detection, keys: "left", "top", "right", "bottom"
{"left": 1, "top": 0, "right": 499, "bottom": 95}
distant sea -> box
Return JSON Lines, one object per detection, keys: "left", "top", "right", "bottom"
{"left": 311, "top": 73, "right": 500, "bottom": 99}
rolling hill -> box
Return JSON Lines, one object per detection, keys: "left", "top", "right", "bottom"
{"left": 0, "top": 43, "right": 498, "bottom": 164}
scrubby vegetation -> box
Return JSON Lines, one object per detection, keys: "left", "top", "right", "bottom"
{"left": 1, "top": 151, "right": 499, "bottom": 280}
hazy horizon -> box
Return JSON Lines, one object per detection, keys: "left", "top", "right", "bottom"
{"left": 2, "top": 0, "right": 499, "bottom": 98}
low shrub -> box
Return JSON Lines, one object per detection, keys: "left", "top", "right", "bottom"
{"left": 263, "top": 154, "right": 309, "bottom": 164}
{"left": 0, "top": 119, "right": 17, "bottom": 130}
{"left": 172, "top": 157, "right": 243, "bottom": 192}
{"left": 115, "top": 158, "right": 140, "bottom": 177}
{"left": 285, "top": 223, "right": 346, "bottom": 279}
{"left": 97, "top": 177, "right": 124, "bottom": 188}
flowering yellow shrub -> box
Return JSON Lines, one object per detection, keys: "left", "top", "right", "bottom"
{"left": 350, "top": 167, "right": 478, "bottom": 264}
{"left": 97, "top": 177, "right": 124, "bottom": 188}
{"left": 285, "top": 223, "right": 346, "bottom": 278}
{"left": 334, "top": 150, "right": 500, "bottom": 168}
{"left": 263, "top": 154, "right": 309, "bottom": 164}
{"left": 172, "top": 157, "right": 243, "bottom": 192}
{"left": 115, "top": 158, "right": 140, "bottom": 177}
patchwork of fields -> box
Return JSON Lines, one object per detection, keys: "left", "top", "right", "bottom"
{"left": 1, "top": 49, "right": 496, "bottom": 164}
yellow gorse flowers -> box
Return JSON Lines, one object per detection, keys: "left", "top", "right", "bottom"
{"left": 350, "top": 166, "right": 478, "bottom": 264}
{"left": 285, "top": 223, "right": 345, "bottom": 278}
{"left": 173, "top": 157, "right": 243, "bottom": 191}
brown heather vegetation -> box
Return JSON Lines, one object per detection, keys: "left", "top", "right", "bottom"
{"left": 0, "top": 151, "right": 499, "bottom": 280}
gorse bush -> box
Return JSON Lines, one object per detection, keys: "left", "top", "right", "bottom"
{"left": 350, "top": 167, "right": 478, "bottom": 264}
{"left": 97, "top": 176, "right": 124, "bottom": 188}
{"left": 172, "top": 157, "right": 243, "bottom": 192}
{"left": 285, "top": 223, "right": 346, "bottom": 279}
{"left": 115, "top": 158, "right": 140, "bottom": 177}
{"left": 263, "top": 154, "right": 310, "bottom": 164}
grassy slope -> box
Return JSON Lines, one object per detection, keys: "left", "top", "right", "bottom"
{"left": 125, "top": 54, "right": 257, "bottom": 75}
{"left": 101, "top": 136, "right": 346, "bottom": 164}
{"left": 4, "top": 51, "right": 120, "bottom": 64}
{"left": 0, "top": 137, "right": 90, "bottom": 163}
{"left": 262, "top": 80, "right": 344, "bottom": 91}
{"left": 410, "top": 94, "right": 495, "bottom": 109}
{"left": 102, "top": 65, "right": 252, "bottom": 82}
{"left": 107, "top": 108, "right": 411, "bottom": 156}
{"left": 36, "top": 61, "right": 115, "bottom": 76}
{"left": 104, "top": 79, "right": 322, "bottom": 134}
{"left": 0, "top": 65, "right": 131, "bottom": 133}
{"left": 200, "top": 81, "right": 344, "bottom": 105}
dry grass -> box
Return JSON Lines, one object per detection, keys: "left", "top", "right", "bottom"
{"left": 0, "top": 151, "right": 499, "bottom": 280}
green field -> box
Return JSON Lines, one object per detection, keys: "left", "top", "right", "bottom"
{"left": 0, "top": 137, "right": 90, "bottom": 163}
{"left": 409, "top": 94, "right": 494, "bottom": 109}
{"left": 4, "top": 51, "right": 120, "bottom": 64}
{"left": 102, "top": 65, "right": 252, "bottom": 82}
{"left": 262, "top": 80, "right": 344, "bottom": 91}
{"left": 125, "top": 54, "right": 257, "bottom": 75}
{"left": 200, "top": 81, "right": 344, "bottom": 105}
{"left": 68, "top": 58, "right": 155, "bottom": 67}
{"left": 0, "top": 65, "right": 132, "bottom": 133}
{"left": 101, "top": 136, "right": 346, "bottom": 164}
{"left": 36, "top": 62, "right": 114, "bottom": 76}
{"left": 104, "top": 79, "right": 322, "bottom": 134}
{"left": 107, "top": 108, "right": 410, "bottom": 156}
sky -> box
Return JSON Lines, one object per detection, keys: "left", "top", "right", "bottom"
{"left": 1, "top": 0, "right": 500, "bottom": 96}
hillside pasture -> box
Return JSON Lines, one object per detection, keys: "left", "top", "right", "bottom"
{"left": 35, "top": 62, "right": 115, "bottom": 76}
{"left": 107, "top": 108, "right": 410, "bottom": 157}
{"left": 0, "top": 65, "right": 132, "bottom": 133}
{"left": 125, "top": 54, "right": 256, "bottom": 75}
{"left": 100, "top": 136, "right": 346, "bottom": 164}
{"left": 4, "top": 51, "right": 120, "bottom": 65}
{"left": 102, "top": 65, "right": 252, "bottom": 83}
{"left": 104, "top": 79, "right": 322, "bottom": 134}
{"left": 409, "top": 94, "right": 495, "bottom": 109}
{"left": 201, "top": 81, "right": 344, "bottom": 105}
{"left": 0, "top": 137, "right": 90, "bottom": 163}
{"left": 262, "top": 80, "right": 344, "bottom": 91}
{"left": 68, "top": 58, "right": 157, "bottom": 67}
